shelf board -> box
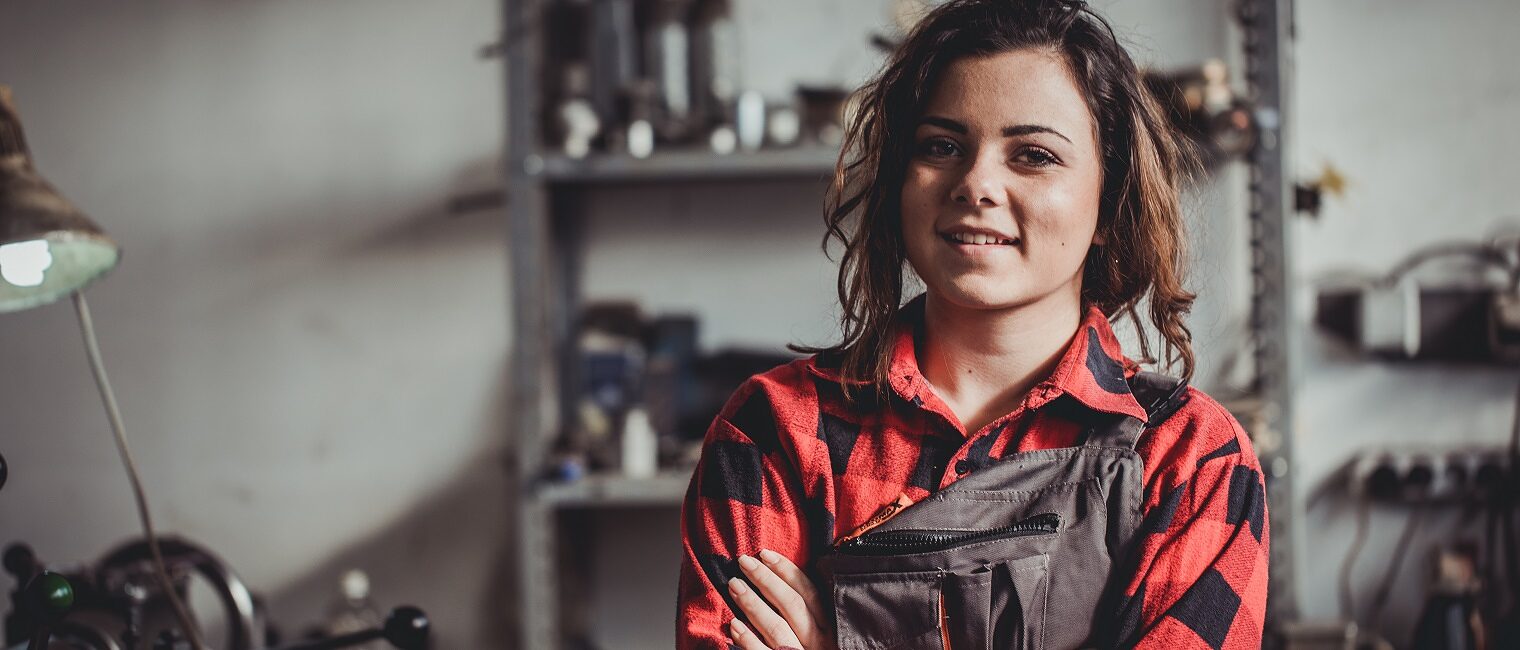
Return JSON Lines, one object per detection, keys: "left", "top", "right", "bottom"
{"left": 539, "top": 146, "right": 839, "bottom": 184}
{"left": 533, "top": 469, "right": 693, "bottom": 508}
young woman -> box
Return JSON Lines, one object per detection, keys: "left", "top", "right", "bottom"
{"left": 676, "top": 1, "right": 1268, "bottom": 648}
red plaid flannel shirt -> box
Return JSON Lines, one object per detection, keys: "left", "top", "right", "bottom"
{"left": 677, "top": 297, "right": 1269, "bottom": 649}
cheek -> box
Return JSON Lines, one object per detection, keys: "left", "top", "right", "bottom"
{"left": 900, "top": 168, "right": 939, "bottom": 221}
{"left": 899, "top": 171, "right": 946, "bottom": 248}
{"left": 1019, "top": 180, "right": 1101, "bottom": 250}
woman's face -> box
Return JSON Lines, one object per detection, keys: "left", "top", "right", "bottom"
{"left": 900, "top": 48, "right": 1105, "bottom": 313}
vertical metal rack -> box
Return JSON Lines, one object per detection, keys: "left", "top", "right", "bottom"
{"left": 503, "top": 1, "right": 556, "bottom": 645}
{"left": 503, "top": 2, "right": 839, "bottom": 648}
{"left": 1238, "top": 0, "right": 1300, "bottom": 637}
{"left": 502, "top": 0, "right": 1301, "bottom": 647}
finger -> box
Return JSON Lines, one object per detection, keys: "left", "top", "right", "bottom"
{"left": 758, "top": 548, "right": 827, "bottom": 626}
{"left": 726, "top": 618, "right": 772, "bottom": 650}
{"left": 739, "top": 555, "right": 817, "bottom": 638}
{"left": 728, "top": 576, "right": 801, "bottom": 649}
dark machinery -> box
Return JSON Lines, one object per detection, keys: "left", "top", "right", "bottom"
{"left": 3, "top": 541, "right": 429, "bottom": 650}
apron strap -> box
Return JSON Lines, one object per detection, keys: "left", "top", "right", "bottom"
{"left": 1129, "top": 370, "right": 1192, "bottom": 427}
{"left": 1080, "top": 371, "right": 1191, "bottom": 450}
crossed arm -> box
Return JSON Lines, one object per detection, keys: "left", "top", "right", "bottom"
{"left": 720, "top": 549, "right": 835, "bottom": 650}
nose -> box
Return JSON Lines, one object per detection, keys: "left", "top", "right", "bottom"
{"left": 951, "top": 153, "right": 1005, "bottom": 207}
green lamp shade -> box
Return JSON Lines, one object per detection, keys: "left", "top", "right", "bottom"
{"left": 0, "top": 85, "right": 119, "bottom": 313}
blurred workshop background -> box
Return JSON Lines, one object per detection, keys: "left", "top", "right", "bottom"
{"left": 1, "top": 0, "right": 1517, "bottom": 649}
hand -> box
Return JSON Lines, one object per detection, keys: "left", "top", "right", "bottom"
{"left": 725, "top": 549, "right": 837, "bottom": 650}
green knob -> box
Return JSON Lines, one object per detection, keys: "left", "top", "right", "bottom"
{"left": 27, "top": 571, "right": 74, "bottom": 616}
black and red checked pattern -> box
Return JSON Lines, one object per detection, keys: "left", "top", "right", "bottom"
{"left": 677, "top": 297, "right": 1269, "bottom": 649}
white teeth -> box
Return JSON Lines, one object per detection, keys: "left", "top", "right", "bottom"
{"left": 948, "top": 232, "right": 1013, "bottom": 245}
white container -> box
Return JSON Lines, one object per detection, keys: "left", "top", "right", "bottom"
{"left": 621, "top": 407, "right": 659, "bottom": 478}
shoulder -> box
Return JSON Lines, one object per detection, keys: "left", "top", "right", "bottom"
{"left": 708, "top": 357, "right": 824, "bottom": 454}
{"left": 1135, "top": 385, "right": 1263, "bottom": 486}
{"left": 719, "top": 357, "right": 822, "bottom": 419}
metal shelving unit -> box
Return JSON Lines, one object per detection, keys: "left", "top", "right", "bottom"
{"left": 503, "top": 1, "right": 1298, "bottom": 647}
{"left": 538, "top": 146, "right": 839, "bottom": 184}
{"left": 535, "top": 470, "right": 692, "bottom": 508}
{"left": 503, "top": 4, "right": 838, "bottom": 648}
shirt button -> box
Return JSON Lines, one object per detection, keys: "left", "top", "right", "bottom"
{"left": 955, "top": 460, "right": 972, "bottom": 475}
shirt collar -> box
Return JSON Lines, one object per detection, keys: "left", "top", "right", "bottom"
{"left": 807, "top": 294, "right": 1149, "bottom": 423}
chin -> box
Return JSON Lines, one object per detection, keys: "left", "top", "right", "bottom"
{"left": 926, "top": 276, "right": 1033, "bottom": 312}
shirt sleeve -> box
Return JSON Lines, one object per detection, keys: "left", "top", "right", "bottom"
{"left": 676, "top": 379, "right": 818, "bottom": 650}
{"left": 1116, "top": 397, "right": 1271, "bottom": 650}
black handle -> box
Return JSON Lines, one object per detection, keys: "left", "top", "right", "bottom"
{"left": 269, "top": 606, "right": 429, "bottom": 650}
{"left": 22, "top": 571, "right": 74, "bottom": 650}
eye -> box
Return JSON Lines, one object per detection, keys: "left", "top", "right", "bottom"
{"left": 914, "top": 137, "right": 961, "bottom": 159}
{"left": 1013, "top": 147, "right": 1060, "bottom": 167}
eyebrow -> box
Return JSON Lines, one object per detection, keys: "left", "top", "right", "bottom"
{"left": 917, "top": 116, "right": 1073, "bottom": 144}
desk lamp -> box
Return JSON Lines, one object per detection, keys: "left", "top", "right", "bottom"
{"left": 0, "top": 85, "right": 208, "bottom": 650}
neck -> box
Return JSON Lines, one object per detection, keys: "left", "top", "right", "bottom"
{"left": 918, "top": 289, "right": 1084, "bottom": 433}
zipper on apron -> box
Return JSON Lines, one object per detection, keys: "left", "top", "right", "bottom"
{"left": 836, "top": 512, "right": 1060, "bottom": 557}
{"left": 939, "top": 588, "right": 953, "bottom": 650}
{"left": 836, "top": 493, "right": 916, "bottom": 545}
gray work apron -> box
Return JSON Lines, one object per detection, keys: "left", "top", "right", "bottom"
{"left": 816, "top": 372, "right": 1189, "bottom": 650}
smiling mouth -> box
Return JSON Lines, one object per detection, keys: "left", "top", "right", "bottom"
{"left": 942, "top": 232, "right": 1019, "bottom": 246}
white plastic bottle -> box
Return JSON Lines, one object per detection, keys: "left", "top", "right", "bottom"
{"left": 621, "top": 406, "right": 659, "bottom": 479}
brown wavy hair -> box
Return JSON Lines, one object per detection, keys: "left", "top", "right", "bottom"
{"left": 790, "top": 0, "right": 1199, "bottom": 402}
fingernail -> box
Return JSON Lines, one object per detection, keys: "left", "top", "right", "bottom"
{"left": 729, "top": 618, "right": 748, "bottom": 637}
{"left": 738, "top": 555, "right": 760, "bottom": 571}
{"left": 759, "top": 548, "right": 782, "bottom": 564}
{"left": 728, "top": 577, "right": 749, "bottom": 595}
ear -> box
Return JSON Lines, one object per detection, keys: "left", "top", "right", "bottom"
{"left": 1090, "top": 229, "right": 1108, "bottom": 246}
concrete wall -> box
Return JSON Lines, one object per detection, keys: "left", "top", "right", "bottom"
{"left": 0, "top": 1, "right": 509, "bottom": 647}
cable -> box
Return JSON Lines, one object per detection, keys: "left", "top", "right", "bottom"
{"left": 1377, "top": 241, "right": 1512, "bottom": 288}
{"left": 1510, "top": 379, "right": 1520, "bottom": 469}
{"left": 1368, "top": 507, "right": 1424, "bottom": 628}
{"left": 1339, "top": 499, "right": 1371, "bottom": 622}
{"left": 72, "top": 292, "right": 208, "bottom": 650}
{"left": 1506, "top": 380, "right": 1520, "bottom": 609}
{"left": 1504, "top": 507, "right": 1520, "bottom": 608}
{"left": 1484, "top": 505, "right": 1504, "bottom": 625}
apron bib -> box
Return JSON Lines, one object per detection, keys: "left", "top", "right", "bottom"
{"left": 816, "top": 371, "right": 1190, "bottom": 650}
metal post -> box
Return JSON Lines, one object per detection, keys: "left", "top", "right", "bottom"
{"left": 1238, "top": 0, "right": 1301, "bottom": 636}
{"left": 504, "top": 1, "right": 560, "bottom": 648}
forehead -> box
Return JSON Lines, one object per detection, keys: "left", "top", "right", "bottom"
{"left": 922, "top": 49, "right": 1095, "bottom": 138}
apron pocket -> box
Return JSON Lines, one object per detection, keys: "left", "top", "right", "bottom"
{"left": 993, "top": 554, "right": 1049, "bottom": 650}
{"left": 833, "top": 568, "right": 946, "bottom": 650}
{"left": 943, "top": 565, "right": 995, "bottom": 650}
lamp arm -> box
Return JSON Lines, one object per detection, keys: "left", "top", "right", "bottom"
{"left": 0, "top": 86, "right": 32, "bottom": 159}
{"left": 71, "top": 291, "right": 208, "bottom": 650}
